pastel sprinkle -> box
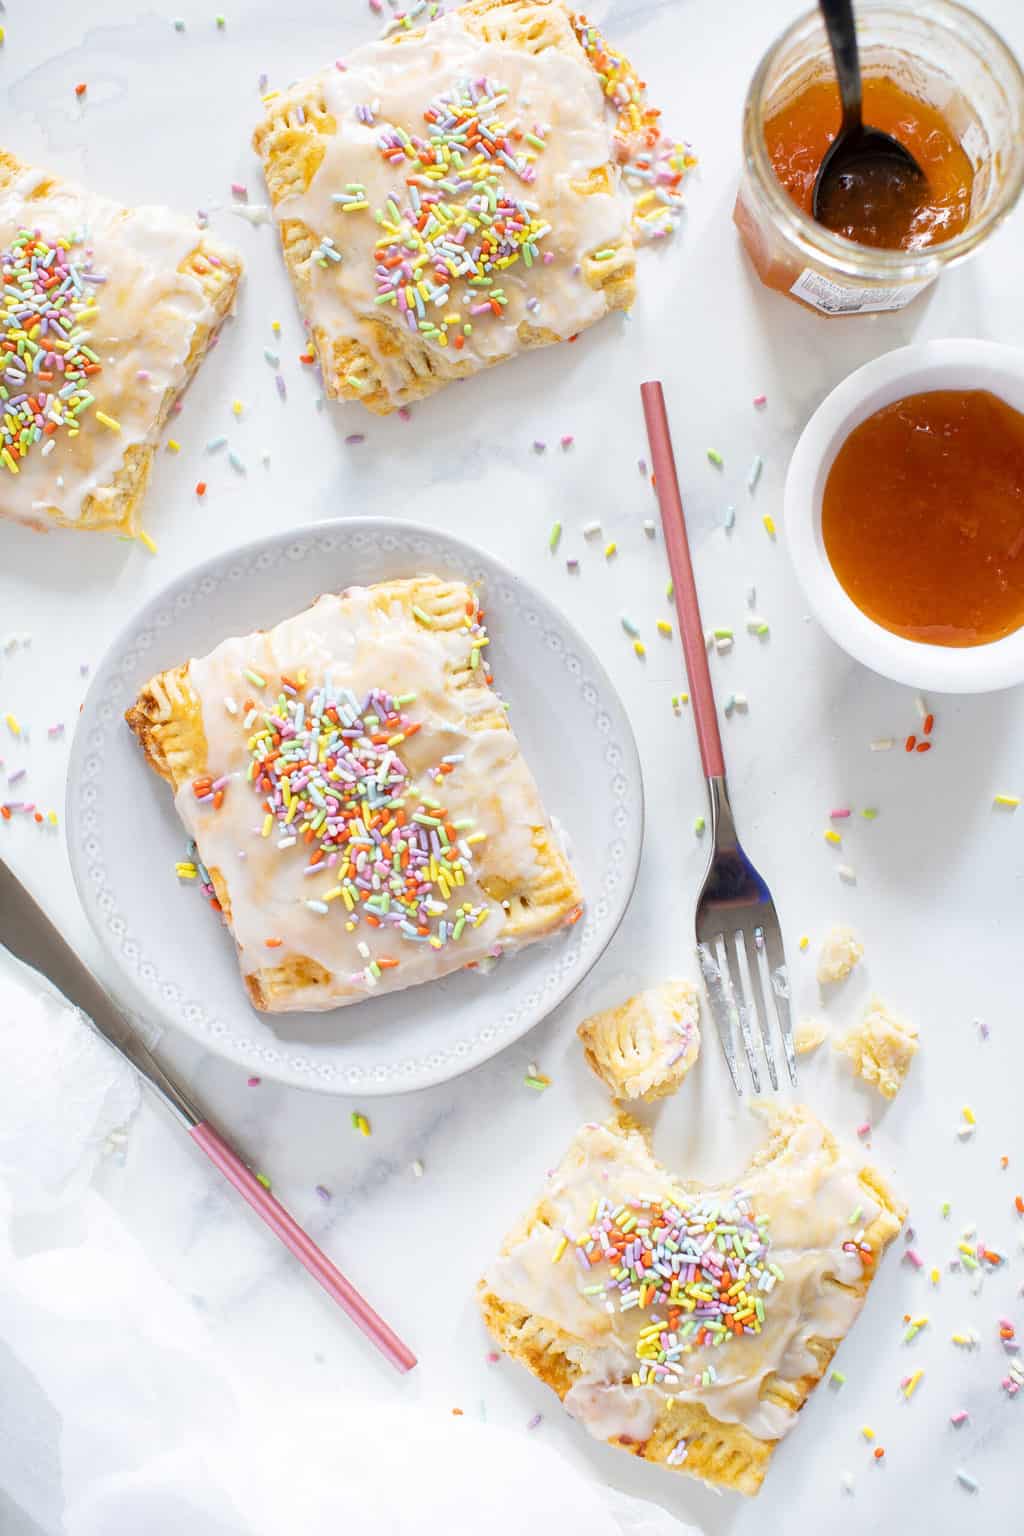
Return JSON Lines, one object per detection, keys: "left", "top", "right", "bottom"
{"left": 747, "top": 455, "right": 763, "bottom": 491}
{"left": 762, "top": 514, "right": 776, "bottom": 537}
{"left": 137, "top": 530, "right": 158, "bottom": 556}
{"left": 994, "top": 794, "right": 1019, "bottom": 808}
{"left": 955, "top": 1471, "right": 978, "bottom": 1493}
{"left": 950, "top": 1411, "right": 969, "bottom": 1426}
{"left": 621, "top": 615, "right": 640, "bottom": 637}
{"left": 604, "top": 542, "right": 617, "bottom": 559}
{"left": 694, "top": 816, "right": 705, "bottom": 835}
{"left": 707, "top": 448, "right": 723, "bottom": 466}
{"left": 799, "top": 935, "right": 809, "bottom": 950}
{"left": 352, "top": 1112, "right": 371, "bottom": 1136}
{"left": 548, "top": 521, "right": 562, "bottom": 553}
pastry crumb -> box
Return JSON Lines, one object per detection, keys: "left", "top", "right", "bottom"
{"left": 577, "top": 980, "right": 700, "bottom": 1101}
{"left": 817, "top": 925, "right": 864, "bottom": 984}
{"left": 835, "top": 998, "right": 918, "bottom": 1099}
{"left": 795, "top": 1017, "right": 829, "bottom": 1055}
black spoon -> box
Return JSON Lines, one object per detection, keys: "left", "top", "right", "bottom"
{"left": 812, "top": 0, "right": 926, "bottom": 242}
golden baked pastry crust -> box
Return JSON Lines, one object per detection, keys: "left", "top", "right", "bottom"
{"left": 577, "top": 980, "right": 701, "bottom": 1101}
{"left": 252, "top": 0, "right": 638, "bottom": 415}
{"left": 0, "top": 148, "right": 242, "bottom": 533}
{"left": 126, "top": 575, "right": 582, "bottom": 1012}
{"left": 479, "top": 1107, "right": 905, "bottom": 1497}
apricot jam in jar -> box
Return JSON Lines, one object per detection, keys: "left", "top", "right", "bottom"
{"left": 734, "top": 1, "right": 1024, "bottom": 316}
{"left": 822, "top": 389, "right": 1024, "bottom": 645}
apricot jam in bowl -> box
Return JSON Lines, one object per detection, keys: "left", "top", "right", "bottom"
{"left": 735, "top": 1, "right": 1024, "bottom": 315}
{"left": 785, "top": 341, "right": 1024, "bottom": 692}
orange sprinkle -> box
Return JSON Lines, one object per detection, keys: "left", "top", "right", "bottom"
{"left": 75, "top": 82, "right": 87, "bottom": 96}
{"left": 923, "top": 713, "right": 934, "bottom": 734}
{"left": 265, "top": 937, "right": 283, "bottom": 948}
{"left": 1014, "top": 1195, "right": 1023, "bottom": 1213}
{"left": 905, "top": 735, "right": 917, "bottom": 751}
{"left": 874, "top": 1447, "right": 885, "bottom": 1461}
{"left": 195, "top": 481, "right": 207, "bottom": 496}
{"left": 0, "top": 806, "right": 10, "bottom": 820}
{"left": 212, "top": 790, "right": 224, "bottom": 810}
{"left": 916, "top": 741, "right": 932, "bottom": 753}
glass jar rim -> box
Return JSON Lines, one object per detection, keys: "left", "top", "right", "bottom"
{"left": 743, "top": 0, "right": 1024, "bottom": 281}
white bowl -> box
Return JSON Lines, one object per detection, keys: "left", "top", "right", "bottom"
{"left": 785, "top": 340, "right": 1024, "bottom": 693}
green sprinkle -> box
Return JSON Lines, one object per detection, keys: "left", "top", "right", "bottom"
{"left": 256, "top": 1171, "right": 272, "bottom": 1190}
{"left": 549, "top": 520, "right": 562, "bottom": 552}
{"left": 666, "top": 580, "right": 674, "bottom": 600}
{"left": 713, "top": 627, "right": 733, "bottom": 639}
{"left": 412, "top": 606, "right": 433, "bottom": 626}
{"left": 525, "top": 133, "right": 546, "bottom": 150}
{"left": 694, "top": 816, "right": 706, "bottom": 835}
{"left": 524, "top": 1075, "right": 550, "bottom": 1091}
{"left": 707, "top": 449, "right": 723, "bottom": 466}
{"left": 830, "top": 1370, "right": 846, "bottom": 1387}
{"left": 591, "top": 248, "right": 615, "bottom": 261}
{"left": 244, "top": 668, "right": 267, "bottom": 688}
{"left": 861, "top": 807, "right": 878, "bottom": 819}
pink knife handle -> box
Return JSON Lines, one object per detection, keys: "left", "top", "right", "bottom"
{"left": 190, "top": 1120, "right": 416, "bottom": 1373}
{"left": 641, "top": 381, "right": 726, "bottom": 781}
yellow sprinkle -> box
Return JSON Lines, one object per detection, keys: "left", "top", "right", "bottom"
{"left": 47, "top": 809, "right": 58, "bottom": 826}
{"left": 272, "top": 320, "right": 281, "bottom": 333}
{"left": 166, "top": 438, "right": 181, "bottom": 453}
{"left": 604, "top": 541, "right": 617, "bottom": 558}
{"left": 799, "top": 935, "right": 809, "bottom": 950}
{"left": 903, "top": 1369, "right": 924, "bottom": 1398}
{"left": 930, "top": 1268, "right": 940, "bottom": 1285}
{"left": 261, "top": 813, "right": 273, "bottom": 838}
{"left": 657, "top": 620, "right": 673, "bottom": 636}
{"left": 5, "top": 713, "right": 20, "bottom": 736}
{"left": 95, "top": 411, "right": 121, "bottom": 432}
{"left": 861, "top": 1426, "right": 875, "bottom": 1441}
{"left": 993, "top": 794, "right": 1020, "bottom": 808}
{"left": 261, "top": 90, "right": 281, "bottom": 103}
{"left": 962, "top": 1105, "right": 976, "bottom": 1125}
{"left": 552, "top": 1235, "right": 568, "bottom": 1263}
{"left": 137, "top": 530, "right": 158, "bottom": 555}
{"left": 232, "top": 400, "right": 244, "bottom": 417}
{"left": 633, "top": 640, "right": 646, "bottom": 658}
{"left": 762, "top": 514, "right": 776, "bottom": 537}
{"left": 824, "top": 829, "right": 842, "bottom": 845}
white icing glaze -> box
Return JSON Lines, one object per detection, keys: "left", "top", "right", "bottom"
{"left": 487, "top": 1115, "right": 888, "bottom": 1444}
{"left": 0, "top": 169, "right": 223, "bottom": 526}
{"left": 177, "top": 585, "right": 565, "bottom": 1012}
{"left": 268, "top": 12, "right": 632, "bottom": 401}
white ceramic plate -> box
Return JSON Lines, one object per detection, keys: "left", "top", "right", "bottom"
{"left": 785, "top": 339, "right": 1024, "bottom": 693}
{"left": 67, "top": 519, "right": 644, "bottom": 1094}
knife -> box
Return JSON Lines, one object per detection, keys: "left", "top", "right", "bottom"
{"left": 0, "top": 855, "right": 417, "bottom": 1373}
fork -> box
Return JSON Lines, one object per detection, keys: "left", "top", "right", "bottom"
{"left": 640, "top": 381, "right": 796, "bottom": 1093}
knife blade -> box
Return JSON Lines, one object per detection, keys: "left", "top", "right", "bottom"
{"left": 0, "top": 854, "right": 202, "bottom": 1126}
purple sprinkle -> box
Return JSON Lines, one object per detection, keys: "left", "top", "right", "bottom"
{"left": 315, "top": 1184, "right": 332, "bottom": 1202}
{"left": 7, "top": 768, "right": 25, "bottom": 785}
{"left": 345, "top": 433, "right": 366, "bottom": 445}
{"left": 258, "top": 73, "right": 268, "bottom": 91}
{"left": 79, "top": 663, "right": 90, "bottom": 676}
{"left": 275, "top": 374, "right": 287, "bottom": 400}
{"left": 532, "top": 440, "right": 546, "bottom": 453}
{"left": 526, "top": 1413, "right": 543, "bottom": 1430}
{"left": 47, "top": 723, "right": 64, "bottom": 737}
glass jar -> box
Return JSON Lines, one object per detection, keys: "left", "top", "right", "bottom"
{"left": 734, "top": 0, "right": 1024, "bottom": 315}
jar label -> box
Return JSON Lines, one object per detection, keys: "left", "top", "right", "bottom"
{"left": 790, "top": 267, "right": 926, "bottom": 314}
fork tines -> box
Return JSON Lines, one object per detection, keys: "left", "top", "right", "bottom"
{"left": 698, "top": 927, "right": 797, "bottom": 1094}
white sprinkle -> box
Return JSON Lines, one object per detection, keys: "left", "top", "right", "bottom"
{"left": 747, "top": 454, "right": 763, "bottom": 492}
{"left": 582, "top": 520, "right": 602, "bottom": 537}
{"left": 746, "top": 585, "right": 757, "bottom": 608}
{"left": 916, "top": 693, "right": 929, "bottom": 720}
{"left": 838, "top": 865, "right": 856, "bottom": 883}
{"left": 224, "top": 696, "right": 238, "bottom": 715}
{"left": 231, "top": 202, "right": 272, "bottom": 226}
{"left": 411, "top": 1159, "right": 424, "bottom": 1177}
{"left": 643, "top": 520, "right": 656, "bottom": 537}
{"left": 870, "top": 738, "right": 894, "bottom": 752}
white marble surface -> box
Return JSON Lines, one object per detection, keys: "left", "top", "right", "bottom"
{"left": 2, "top": 0, "right": 1023, "bottom": 1530}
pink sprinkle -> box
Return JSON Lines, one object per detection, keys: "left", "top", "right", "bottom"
{"left": 334, "top": 59, "right": 347, "bottom": 71}
{"left": 369, "top": 0, "right": 383, "bottom": 10}
{"left": 486, "top": 1351, "right": 500, "bottom": 1363}
{"left": 830, "top": 807, "right": 851, "bottom": 819}
{"left": 951, "top": 1411, "right": 969, "bottom": 1426}
{"left": 231, "top": 182, "right": 248, "bottom": 201}
{"left": 905, "top": 1248, "right": 924, "bottom": 1269}
{"left": 137, "top": 370, "right": 151, "bottom": 382}
{"left": 397, "top": 406, "right": 412, "bottom": 421}
{"left": 47, "top": 723, "right": 64, "bottom": 737}
{"left": 247, "top": 1075, "right": 261, "bottom": 1087}
{"left": 753, "top": 394, "right": 767, "bottom": 407}
{"left": 560, "top": 435, "right": 574, "bottom": 449}
{"left": 542, "top": 250, "right": 555, "bottom": 265}
{"left": 856, "top": 1122, "right": 871, "bottom": 1137}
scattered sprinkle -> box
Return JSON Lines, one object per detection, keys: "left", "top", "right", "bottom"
{"left": 994, "top": 794, "right": 1019, "bottom": 808}
{"left": 351, "top": 1111, "right": 371, "bottom": 1136}
{"left": 747, "top": 454, "right": 763, "bottom": 492}
{"left": 707, "top": 448, "right": 723, "bottom": 467}
{"left": 548, "top": 521, "right": 562, "bottom": 553}
{"left": 955, "top": 1471, "right": 978, "bottom": 1493}
{"left": 762, "top": 514, "right": 775, "bottom": 538}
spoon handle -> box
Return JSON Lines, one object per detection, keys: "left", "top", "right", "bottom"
{"left": 820, "top": 0, "right": 864, "bottom": 136}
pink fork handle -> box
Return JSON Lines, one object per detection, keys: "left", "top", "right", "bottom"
{"left": 641, "top": 381, "right": 726, "bottom": 781}
{"left": 190, "top": 1121, "right": 417, "bottom": 1373}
